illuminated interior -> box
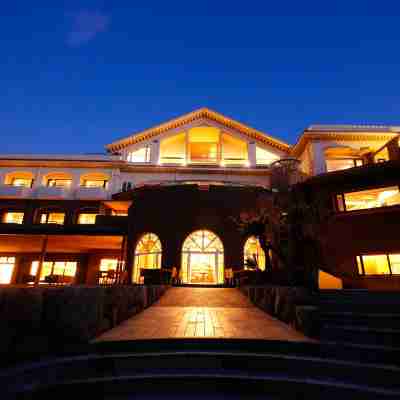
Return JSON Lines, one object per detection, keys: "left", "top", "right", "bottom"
{"left": 3, "top": 212, "right": 24, "bottom": 224}
{"left": 127, "top": 147, "right": 150, "bottom": 163}
{"left": 0, "top": 257, "right": 15, "bottom": 284}
{"left": 98, "top": 258, "right": 119, "bottom": 283}
{"left": 188, "top": 127, "right": 219, "bottom": 164}
{"left": 337, "top": 186, "right": 400, "bottom": 212}
{"left": 326, "top": 158, "right": 363, "bottom": 172}
{"left": 40, "top": 212, "right": 65, "bottom": 225}
{"left": 4, "top": 171, "right": 34, "bottom": 187}
{"left": 256, "top": 146, "right": 280, "bottom": 165}
{"left": 80, "top": 173, "right": 109, "bottom": 188}
{"left": 77, "top": 213, "right": 98, "bottom": 224}
{"left": 133, "top": 233, "right": 162, "bottom": 283}
{"left": 221, "top": 134, "right": 248, "bottom": 165}
{"left": 181, "top": 230, "right": 224, "bottom": 284}
{"left": 374, "top": 146, "right": 390, "bottom": 163}
{"left": 160, "top": 133, "right": 186, "bottom": 164}
{"left": 47, "top": 178, "right": 72, "bottom": 187}
{"left": 244, "top": 236, "right": 266, "bottom": 270}
{"left": 31, "top": 260, "right": 77, "bottom": 283}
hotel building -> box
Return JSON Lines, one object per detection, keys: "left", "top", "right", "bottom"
{"left": 0, "top": 108, "right": 399, "bottom": 290}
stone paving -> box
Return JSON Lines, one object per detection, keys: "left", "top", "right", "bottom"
{"left": 95, "top": 287, "right": 311, "bottom": 341}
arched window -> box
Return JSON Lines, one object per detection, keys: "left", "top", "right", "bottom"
{"left": 244, "top": 236, "right": 266, "bottom": 270}
{"left": 4, "top": 171, "right": 34, "bottom": 187}
{"left": 133, "top": 233, "right": 162, "bottom": 283}
{"left": 42, "top": 172, "right": 73, "bottom": 188}
{"left": 181, "top": 230, "right": 224, "bottom": 284}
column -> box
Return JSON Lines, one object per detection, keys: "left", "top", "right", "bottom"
{"left": 248, "top": 142, "right": 256, "bottom": 167}
{"left": 150, "top": 140, "right": 160, "bottom": 164}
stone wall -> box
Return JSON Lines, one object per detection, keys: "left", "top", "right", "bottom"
{"left": 0, "top": 284, "right": 168, "bottom": 365}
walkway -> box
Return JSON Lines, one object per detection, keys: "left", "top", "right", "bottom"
{"left": 95, "top": 287, "right": 310, "bottom": 341}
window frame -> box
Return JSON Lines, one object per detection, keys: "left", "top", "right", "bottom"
{"left": 40, "top": 211, "right": 65, "bottom": 225}
{"left": 356, "top": 253, "right": 399, "bottom": 276}
{"left": 325, "top": 158, "right": 363, "bottom": 173}
{"left": 334, "top": 185, "right": 400, "bottom": 213}
{"left": 82, "top": 179, "right": 108, "bottom": 189}
{"left": 47, "top": 178, "right": 72, "bottom": 188}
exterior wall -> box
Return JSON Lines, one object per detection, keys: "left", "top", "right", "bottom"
{"left": 125, "top": 185, "right": 271, "bottom": 283}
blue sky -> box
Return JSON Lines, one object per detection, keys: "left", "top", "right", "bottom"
{"left": 1, "top": 1, "right": 400, "bottom": 153}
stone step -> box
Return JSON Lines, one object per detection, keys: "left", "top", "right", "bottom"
{"left": 321, "top": 312, "right": 400, "bottom": 328}
{"left": 321, "top": 324, "right": 400, "bottom": 347}
{"left": 2, "top": 345, "right": 400, "bottom": 399}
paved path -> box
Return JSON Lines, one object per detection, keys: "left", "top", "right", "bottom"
{"left": 95, "top": 287, "right": 311, "bottom": 341}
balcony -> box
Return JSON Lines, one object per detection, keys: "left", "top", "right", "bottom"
{"left": 75, "top": 186, "right": 109, "bottom": 200}
{"left": 0, "top": 184, "right": 32, "bottom": 198}
{"left": 35, "top": 186, "right": 72, "bottom": 199}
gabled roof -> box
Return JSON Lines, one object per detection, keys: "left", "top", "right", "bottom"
{"left": 106, "top": 108, "right": 290, "bottom": 153}
{"left": 291, "top": 125, "right": 400, "bottom": 157}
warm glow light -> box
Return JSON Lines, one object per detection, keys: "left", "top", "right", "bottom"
{"left": 0, "top": 257, "right": 15, "bottom": 284}
{"left": 78, "top": 213, "right": 98, "bottom": 224}
{"left": 30, "top": 260, "right": 77, "bottom": 282}
{"left": 133, "top": 233, "right": 162, "bottom": 283}
{"left": 40, "top": 212, "right": 65, "bottom": 225}
{"left": 340, "top": 186, "right": 400, "bottom": 212}
{"left": 3, "top": 212, "right": 24, "bottom": 224}
{"left": 244, "top": 236, "right": 266, "bottom": 270}
{"left": 181, "top": 230, "right": 224, "bottom": 284}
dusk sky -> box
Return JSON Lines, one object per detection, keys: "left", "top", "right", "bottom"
{"left": 2, "top": 1, "right": 400, "bottom": 154}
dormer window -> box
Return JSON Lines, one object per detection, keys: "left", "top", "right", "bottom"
{"left": 47, "top": 179, "right": 72, "bottom": 187}
{"left": 127, "top": 146, "right": 150, "bottom": 163}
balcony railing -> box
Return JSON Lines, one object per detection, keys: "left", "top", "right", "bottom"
{"left": 0, "top": 184, "right": 33, "bottom": 198}
{"left": 75, "top": 186, "right": 109, "bottom": 200}
{"left": 35, "top": 186, "right": 72, "bottom": 199}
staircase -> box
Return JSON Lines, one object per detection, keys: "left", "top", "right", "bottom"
{"left": 2, "top": 339, "right": 400, "bottom": 399}
{"left": 319, "top": 290, "right": 400, "bottom": 350}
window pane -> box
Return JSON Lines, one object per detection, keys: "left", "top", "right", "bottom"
{"left": 389, "top": 254, "right": 400, "bottom": 274}
{"left": 326, "top": 159, "right": 357, "bottom": 172}
{"left": 47, "top": 179, "right": 71, "bottom": 187}
{"left": 3, "top": 212, "right": 24, "bottom": 224}
{"left": 343, "top": 186, "right": 400, "bottom": 211}
{"left": 100, "top": 258, "right": 118, "bottom": 271}
{"left": 256, "top": 146, "right": 280, "bottom": 165}
{"left": 160, "top": 133, "right": 186, "bottom": 164}
{"left": 0, "top": 257, "right": 15, "bottom": 284}
{"left": 189, "top": 143, "right": 218, "bottom": 162}
{"left": 244, "top": 236, "right": 266, "bottom": 270}
{"left": 83, "top": 180, "right": 107, "bottom": 188}
{"left": 41, "top": 213, "right": 65, "bottom": 225}
{"left": 78, "top": 213, "right": 97, "bottom": 224}
{"left": 374, "top": 146, "right": 390, "bottom": 163}
{"left": 361, "top": 255, "right": 390, "bottom": 275}
{"left": 11, "top": 178, "right": 32, "bottom": 187}
{"left": 128, "top": 147, "right": 149, "bottom": 163}
{"left": 221, "top": 134, "right": 248, "bottom": 165}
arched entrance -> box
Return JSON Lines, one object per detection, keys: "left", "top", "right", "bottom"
{"left": 181, "top": 230, "right": 224, "bottom": 285}
{"left": 133, "top": 233, "right": 162, "bottom": 283}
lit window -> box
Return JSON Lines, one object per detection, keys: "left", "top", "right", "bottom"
{"left": 78, "top": 213, "right": 98, "bottom": 224}
{"left": 31, "top": 260, "right": 77, "bottom": 282}
{"left": 3, "top": 212, "right": 24, "bottom": 224}
{"left": 221, "top": 134, "right": 248, "bottom": 166}
{"left": 100, "top": 258, "right": 119, "bottom": 272}
{"left": 337, "top": 186, "right": 400, "bottom": 212}
{"left": 11, "top": 178, "right": 32, "bottom": 187}
{"left": 244, "top": 236, "right": 266, "bottom": 270}
{"left": 111, "top": 210, "right": 128, "bottom": 216}
{"left": 133, "top": 233, "right": 162, "bottom": 283}
{"left": 40, "top": 212, "right": 65, "bottom": 225}
{"left": 82, "top": 180, "right": 108, "bottom": 188}
{"left": 326, "top": 158, "right": 363, "bottom": 172}
{"left": 389, "top": 254, "right": 400, "bottom": 274}
{"left": 159, "top": 133, "right": 186, "bottom": 164}
{"left": 188, "top": 127, "right": 219, "bottom": 164}
{"left": 0, "top": 256, "right": 15, "bottom": 284}
{"left": 374, "top": 146, "right": 390, "bottom": 163}
{"left": 47, "top": 179, "right": 72, "bottom": 187}
{"left": 127, "top": 147, "right": 150, "bottom": 163}
{"left": 256, "top": 146, "right": 280, "bottom": 165}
